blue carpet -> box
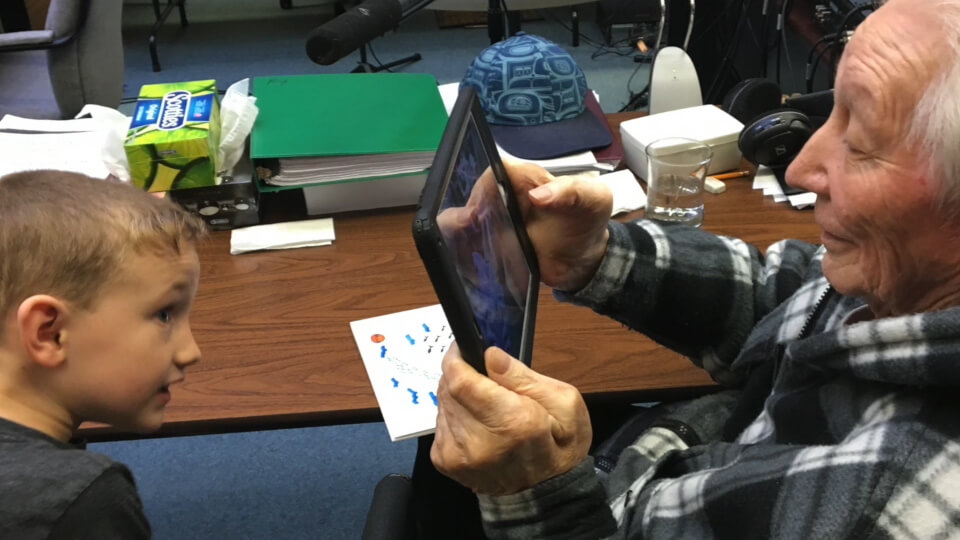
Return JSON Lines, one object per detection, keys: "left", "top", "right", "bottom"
{"left": 90, "top": 423, "right": 417, "bottom": 539}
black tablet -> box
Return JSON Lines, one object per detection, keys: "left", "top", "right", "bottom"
{"left": 412, "top": 86, "right": 540, "bottom": 374}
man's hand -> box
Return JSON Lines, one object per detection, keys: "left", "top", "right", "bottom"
{"left": 431, "top": 343, "right": 593, "bottom": 496}
{"left": 502, "top": 161, "right": 613, "bottom": 292}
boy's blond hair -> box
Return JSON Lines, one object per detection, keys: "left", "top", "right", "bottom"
{"left": 0, "top": 170, "right": 206, "bottom": 335}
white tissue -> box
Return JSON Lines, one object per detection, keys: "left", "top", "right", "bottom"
{"left": 597, "top": 169, "right": 647, "bottom": 216}
{"left": 230, "top": 218, "right": 336, "bottom": 255}
{"left": 74, "top": 104, "right": 133, "bottom": 182}
{"left": 552, "top": 169, "right": 646, "bottom": 217}
{"left": 218, "top": 78, "right": 259, "bottom": 175}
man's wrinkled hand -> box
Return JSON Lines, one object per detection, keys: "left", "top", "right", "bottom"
{"left": 501, "top": 160, "right": 613, "bottom": 292}
{"left": 431, "top": 343, "right": 592, "bottom": 496}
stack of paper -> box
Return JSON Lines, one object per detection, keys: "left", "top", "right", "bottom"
{"left": 752, "top": 165, "right": 816, "bottom": 209}
{"left": 251, "top": 74, "right": 447, "bottom": 187}
{"left": 0, "top": 114, "right": 111, "bottom": 180}
{"left": 265, "top": 152, "right": 434, "bottom": 186}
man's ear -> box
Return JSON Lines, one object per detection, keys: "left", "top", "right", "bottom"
{"left": 16, "top": 295, "right": 70, "bottom": 369}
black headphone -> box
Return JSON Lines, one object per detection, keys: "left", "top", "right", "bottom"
{"left": 723, "top": 79, "right": 816, "bottom": 168}
{"left": 737, "top": 109, "right": 813, "bottom": 167}
{"left": 723, "top": 78, "right": 821, "bottom": 196}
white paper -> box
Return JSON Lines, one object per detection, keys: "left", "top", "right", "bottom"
{"left": 229, "top": 218, "right": 335, "bottom": 255}
{"left": 503, "top": 148, "right": 600, "bottom": 171}
{"left": 0, "top": 107, "right": 132, "bottom": 182}
{"left": 752, "top": 166, "right": 780, "bottom": 191}
{"left": 0, "top": 131, "right": 111, "bottom": 179}
{"left": 788, "top": 192, "right": 817, "bottom": 209}
{"left": 0, "top": 114, "right": 100, "bottom": 132}
{"left": 751, "top": 165, "right": 816, "bottom": 209}
{"left": 438, "top": 82, "right": 460, "bottom": 116}
{"left": 350, "top": 304, "right": 453, "bottom": 442}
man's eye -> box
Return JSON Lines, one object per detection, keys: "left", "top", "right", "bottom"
{"left": 844, "top": 139, "right": 865, "bottom": 155}
{"left": 156, "top": 309, "right": 172, "bottom": 324}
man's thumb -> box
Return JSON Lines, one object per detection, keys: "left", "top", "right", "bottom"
{"left": 484, "top": 347, "right": 544, "bottom": 398}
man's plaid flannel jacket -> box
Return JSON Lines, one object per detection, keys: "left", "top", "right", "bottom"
{"left": 477, "top": 219, "right": 960, "bottom": 539}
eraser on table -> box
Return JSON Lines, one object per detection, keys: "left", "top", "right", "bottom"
{"left": 705, "top": 177, "right": 727, "bottom": 194}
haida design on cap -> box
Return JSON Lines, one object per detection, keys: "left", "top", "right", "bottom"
{"left": 460, "top": 33, "right": 613, "bottom": 160}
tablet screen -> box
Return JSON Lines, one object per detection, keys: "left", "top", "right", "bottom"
{"left": 436, "top": 116, "right": 533, "bottom": 360}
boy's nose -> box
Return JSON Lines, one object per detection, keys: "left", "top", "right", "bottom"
{"left": 175, "top": 327, "right": 201, "bottom": 368}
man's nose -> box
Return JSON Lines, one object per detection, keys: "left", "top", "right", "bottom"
{"left": 785, "top": 131, "right": 828, "bottom": 195}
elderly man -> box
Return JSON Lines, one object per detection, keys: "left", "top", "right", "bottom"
{"left": 429, "top": 0, "right": 960, "bottom": 537}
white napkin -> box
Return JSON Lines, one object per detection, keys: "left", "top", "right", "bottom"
{"left": 597, "top": 169, "right": 647, "bottom": 216}
{"left": 230, "top": 218, "right": 335, "bottom": 255}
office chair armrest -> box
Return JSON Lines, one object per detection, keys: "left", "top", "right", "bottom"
{"left": 0, "top": 30, "right": 56, "bottom": 53}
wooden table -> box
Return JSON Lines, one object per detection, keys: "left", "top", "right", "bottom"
{"left": 80, "top": 113, "right": 821, "bottom": 441}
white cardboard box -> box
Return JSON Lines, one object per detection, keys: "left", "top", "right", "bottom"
{"left": 620, "top": 105, "right": 745, "bottom": 180}
{"left": 301, "top": 171, "right": 428, "bottom": 216}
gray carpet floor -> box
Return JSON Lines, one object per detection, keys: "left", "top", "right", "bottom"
{"left": 91, "top": 2, "right": 647, "bottom": 539}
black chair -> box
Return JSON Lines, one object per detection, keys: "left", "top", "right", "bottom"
{"left": 361, "top": 474, "right": 417, "bottom": 540}
{"left": 362, "top": 435, "right": 487, "bottom": 540}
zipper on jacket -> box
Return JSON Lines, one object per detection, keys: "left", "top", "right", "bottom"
{"left": 797, "top": 285, "right": 834, "bottom": 340}
{"left": 622, "top": 489, "right": 634, "bottom": 534}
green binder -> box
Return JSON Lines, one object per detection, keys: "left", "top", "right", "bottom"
{"left": 251, "top": 73, "right": 447, "bottom": 162}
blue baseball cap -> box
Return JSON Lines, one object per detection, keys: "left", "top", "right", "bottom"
{"left": 460, "top": 33, "right": 613, "bottom": 160}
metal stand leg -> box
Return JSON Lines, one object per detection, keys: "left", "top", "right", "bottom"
{"left": 487, "top": 0, "right": 504, "bottom": 43}
{"left": 350, "top": 43, "right": 422, "bottom": 73}
{"left": 571, "top": 5, "right": 579, "bottom": 46}
{"left": 149, "top": 0, "right": 189, "bottom": 72}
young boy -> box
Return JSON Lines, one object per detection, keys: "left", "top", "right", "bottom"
{"left": 0, "top": 170, "right": 206, "bottom": 538}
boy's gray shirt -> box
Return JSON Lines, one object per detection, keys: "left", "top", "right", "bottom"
{"left": 477, "top": 220, "right": 960, "bottom": 539}
{"left": 0, "top": 417, "right": 150, "bottom": 539}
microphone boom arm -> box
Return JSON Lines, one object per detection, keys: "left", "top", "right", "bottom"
{"left": 306, "top": 0, "right": 438, "bottom": 66}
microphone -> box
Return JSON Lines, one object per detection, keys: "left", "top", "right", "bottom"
{"left": 306, "top": 0, "right": 435, "bottom": 66}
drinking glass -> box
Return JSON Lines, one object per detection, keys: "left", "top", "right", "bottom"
{"left": 644, "top": 137, "right": 713, "bottom": 227}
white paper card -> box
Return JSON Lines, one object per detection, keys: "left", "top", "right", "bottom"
{"left": 351, "top": 304, "right": 453, "bottom": 442}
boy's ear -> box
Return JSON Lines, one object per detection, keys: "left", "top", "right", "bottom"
{"left": 16, "top": 295, "right": 70, "bottom": 369}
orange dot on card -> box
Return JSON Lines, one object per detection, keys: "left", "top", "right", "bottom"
{"left": 371, "top": 334, "right": 385, "bottom": 343}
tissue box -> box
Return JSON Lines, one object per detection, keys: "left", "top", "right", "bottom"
{"left": 125, "top": 80, "right": 221, "bottom": 192}
{"left": 620, "top": 105, "right": 744, "bottom": 180}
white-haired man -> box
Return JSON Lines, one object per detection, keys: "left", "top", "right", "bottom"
{"left": 429, "top": 0, "right": 960, "bottom": 537}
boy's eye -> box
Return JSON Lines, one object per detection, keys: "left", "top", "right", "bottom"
{"left": 156, "top": 309, "right": 173, "bottom": 324}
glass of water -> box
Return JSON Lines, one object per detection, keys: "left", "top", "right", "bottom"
{"left": 643, "top": 138, "right": 713, "bottom": 227}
